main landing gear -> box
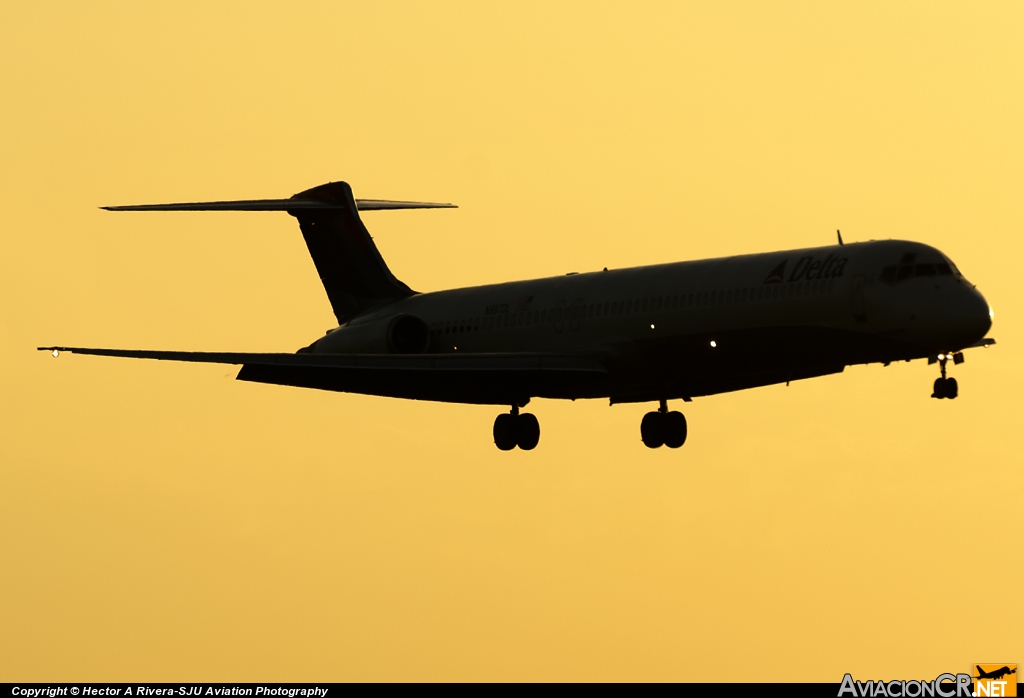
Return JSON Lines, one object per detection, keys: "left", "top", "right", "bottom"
{"left": 641, "top": 400, "right": 687, "bottom": 449}
{"left": 493, "top": 405, "right": 541, "bottom": 451}
{"left": 931, "top": 352, "right": 963, "bottom": 400}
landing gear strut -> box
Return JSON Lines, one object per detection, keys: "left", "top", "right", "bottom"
{"left": 641, "top": 399, "right": 687, "bottom": 449}
{"left": 493, "top": 404, "right": 541, "bottom": 451}
{"left": 931, "top": 352, "right": 962, "bottom": 400}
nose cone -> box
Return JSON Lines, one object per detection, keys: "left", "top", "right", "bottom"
{"left": 951, "top": 286, "right": 992, "bottom": 347}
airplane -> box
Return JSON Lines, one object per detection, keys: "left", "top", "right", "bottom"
{"left": 39, "top": 181, "right": 995, "bottom": 451}
{"left": 975, "top": 666, "right": 1017, "bottom": 681}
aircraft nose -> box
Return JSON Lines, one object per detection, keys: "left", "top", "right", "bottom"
{"left": 953, "top": 286, "right": 992, "bottom": 346}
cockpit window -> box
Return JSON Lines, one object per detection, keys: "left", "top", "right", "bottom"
{"left": 881, "top": 253, "right": 959, "bottom": 285}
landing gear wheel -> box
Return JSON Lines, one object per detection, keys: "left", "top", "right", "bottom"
{"left": 641, "top": 411, "right": 665, "bottom": 449}
{"left": 931, "top": 376, "right": 960, "bottom": 400}
{"left": 663, "top": 411, "right": 687, "bottom": 449}
{"left": 493, "top": 413, "right": 518, "bottom": 451}
{"left": 517, "top": 413, "right": 540, "bottom": 450}
{"left": 931, "top": 355, "right": 960, "bottom": 400}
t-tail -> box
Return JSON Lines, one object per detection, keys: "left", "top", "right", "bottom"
{"left": 103, "top": 181, "right": 456, "bottom": 323}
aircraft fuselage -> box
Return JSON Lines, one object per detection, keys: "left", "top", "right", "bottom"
{"left": 300, "top": 239, "right": 991, "bottom": 405}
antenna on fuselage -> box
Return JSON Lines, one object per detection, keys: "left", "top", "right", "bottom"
{"left": 837, "top": 229, "right": 844, "bottom": 246}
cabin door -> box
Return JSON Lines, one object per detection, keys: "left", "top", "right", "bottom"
{"left": 851, "top": 274, "right": 867, "bottom": 322}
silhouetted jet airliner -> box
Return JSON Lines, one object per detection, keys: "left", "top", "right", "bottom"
{"left": 40, "top": 181, "right": 995, "bottom": 450}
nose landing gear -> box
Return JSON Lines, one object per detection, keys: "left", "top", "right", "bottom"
{"left": 931, "top": 352, "right": 963, "bottom": 399}
{"left": 493, "top": 404, "right": 541, "bottom": 451}
{"left": 640, "top": 400, "right": 688, "bottom": 449}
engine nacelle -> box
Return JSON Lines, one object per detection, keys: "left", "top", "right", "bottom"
{"left": 312, "top": 314, "right": 431, "bottom": 354}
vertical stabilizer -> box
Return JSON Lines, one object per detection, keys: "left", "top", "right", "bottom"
{"left": 287, "top": 182, "right": 414, "bottom": 322}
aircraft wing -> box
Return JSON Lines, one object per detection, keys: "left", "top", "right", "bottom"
{"left": 38, "top": 346, "right": 606, "bottom": 372}
{"left": 38, "top": 345, "right": 608, "bottom": 404}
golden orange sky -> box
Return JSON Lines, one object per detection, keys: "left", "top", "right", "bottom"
{"left": 1, "top": 1, "right": 1021, "bottom": 681}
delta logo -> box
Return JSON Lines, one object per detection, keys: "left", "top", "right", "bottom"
{"left": 763, "top": 254, "right": 849, "bottom": 285}
{"left": 973, "top": 664, "right": 1016, "bottom": 697}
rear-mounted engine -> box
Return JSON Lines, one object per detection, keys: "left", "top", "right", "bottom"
{"left": 312, "top": 314, "right": 430, "bottom": 355}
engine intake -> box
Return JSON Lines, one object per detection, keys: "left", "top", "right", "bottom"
{"left": 313, "top": 313, "right": 430, "bottom": 355}
{"left": 387, "top": 314, "right": 430, "bottom": 354}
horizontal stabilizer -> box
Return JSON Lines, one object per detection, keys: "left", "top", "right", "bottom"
{"left": 38, "top": 346, "right": 607, "bottom": 373}
{"left": 102, "top": 198, "right": 456, "bottom": 212}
